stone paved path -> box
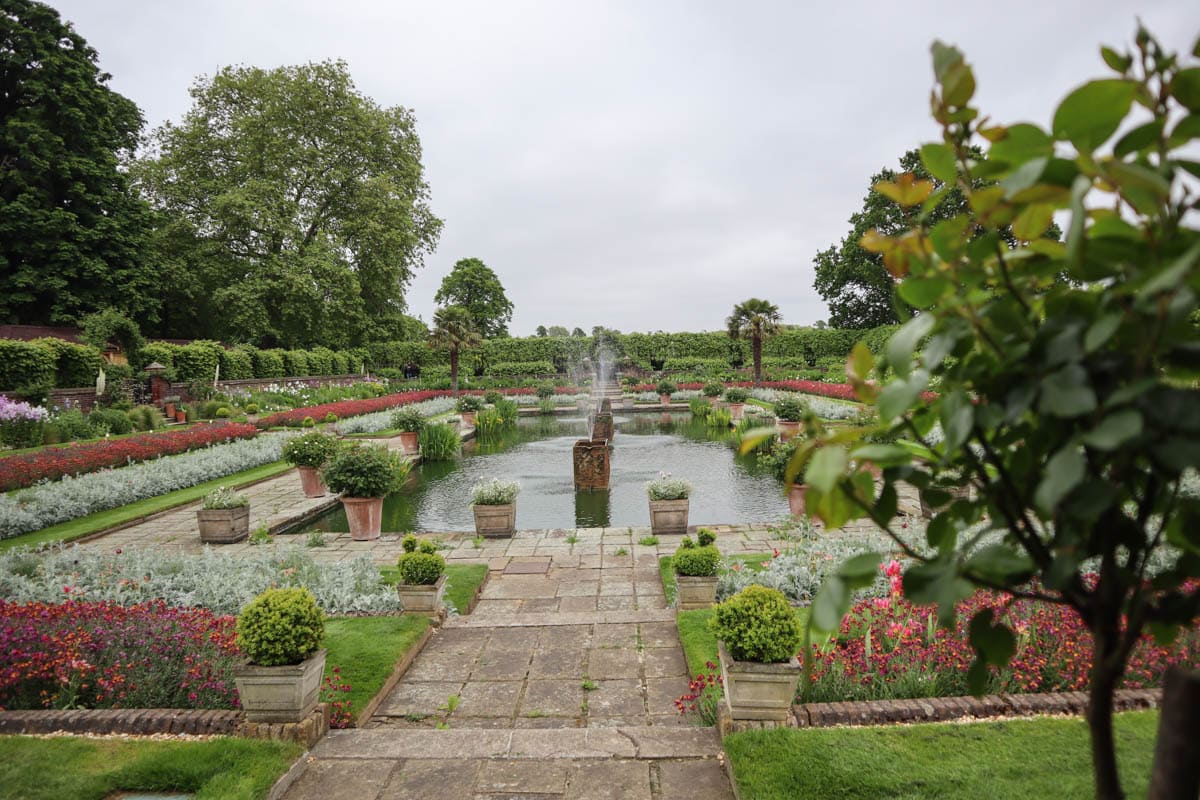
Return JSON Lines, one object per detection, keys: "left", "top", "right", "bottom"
{"left": 280, "top": 545, "right": 738, "bottom": 800}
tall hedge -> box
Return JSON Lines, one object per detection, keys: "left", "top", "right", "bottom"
{"left": 254, "top": 349, "right": 287, "bottom": 379}
{"left": 219, "top": 347, "right": 254, "bottom": 380}
{"left": 172, "top": 340, "right": 224, "bottom": 383}
{"left": 306, "top": 347, "right": 334, "bottom": 376}
{"left": 140, "top": 342, "right": 179, "bottom": 377}
{"left": 32, "top": 338, "right": 104, "bottom": 388}
{"left": 0, "top": 340, "right": 55, "bottom": 398}
{"left": 281, "top": 350, "right": 309, "bottom": 377}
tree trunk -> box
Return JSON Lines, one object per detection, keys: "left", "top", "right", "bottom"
{"left": 450, "top": 348, "right": 459, "bottom": 396}
{"left": 1088, "top": 623, "right": 1125, "bottom": 800}
{"left": 1148, "top": 666, "right": 1200, "bottom": 800}
{"left": 752, "top": 335, "right": 762, "bottom": 384}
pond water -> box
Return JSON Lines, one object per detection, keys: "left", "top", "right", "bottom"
{"left": 299, "top": 412, "right": 789, "bottom": 533}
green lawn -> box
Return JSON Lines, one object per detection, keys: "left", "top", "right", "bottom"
{"left": 0, "top": 735, "right": 302, "bottom": 800}
{"left": 724, "top": 711, "right": 1159, "bottom": 800}
{"left": 323, "top": 615, "right": 431, "bottom": 721}
{"left": 0, "top": 460, "right": 293, "bottom": 552}
{"left": 379, "top": 562, "right": 489, "bottom": 615}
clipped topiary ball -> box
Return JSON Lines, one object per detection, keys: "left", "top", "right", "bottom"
{"left": 709, "top": 585, "right": 801, "bottom": 663}
{"left": 673, "top": 544, "right": 721, "bottom": 577}
{"left": 236, "top": 587, "right": 325, "bottom": 666}
{"left": 397, "top": 551, "right": 445, "bottom": 585}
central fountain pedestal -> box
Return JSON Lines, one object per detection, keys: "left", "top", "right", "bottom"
{"left": 573, "top": 438, "right": 611, "bottom": 490}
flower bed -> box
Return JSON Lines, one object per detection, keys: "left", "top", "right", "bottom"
{"left": 334, "top": 396, "right": 456, "bottom": 435}
{"left": 0, "top": 423, "right": 258, "bottom": 491}
{"left": 0, "top": 434, "right": 289, "bottom": 539}
{"left": 255, "top": 389, "right": 450, "bottom": 428}
{"left": 0, "top": 599, "right": 241, "bottom": 710}
{"left": 0, "top": 546, "right": 400, "bottom": 616}
{"left": 804, "top": 566, "right": 1200, "bottom": 703}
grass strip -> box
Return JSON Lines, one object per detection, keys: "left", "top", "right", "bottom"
{"left": 0, "top": 460, "right": 293, "bottom": 553}
{"left": 0, "top": 734, "right": 302, "bottom": 800}
{"left": 723, "top": 710, "right": 1158, "bottom": 800}
{"left": 323, "top": 615, "right": 431, "bottom": 720}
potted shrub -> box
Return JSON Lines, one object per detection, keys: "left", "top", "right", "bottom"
{"left": 163, "top": 395, "right": 179, "bottom": 418}
{"left": 702, "top": 382, "right": 724, "bottom": 407}
{"left": 656, "top": 380, "right": 677, "bottom": 406}
{"left": 709, "top": 585, "right": 803, "bottom": 721}
{"left": 197, "top": 486, "right": 250, "bottom": 544}
{"left": 322, "top": 444, "right": 410, "bottom": 540}
{"left": 471, "top": 478, "right": 519, "bottom": 538}
{"left": 673, "top": 529, "right": 720, "bottom": 609}
{"left": 233, "top": 587, "right": 326, "bottom": 722}
{"left": 759, "top": 437, "right": 806, "bottom": 517}
{"left": 281, "top": 430, "right": 341, "bottom": 498}
{"left": 724, "top": 387, "right": 749, "bottom": 421}
{"left": 390, "top": 406, "right": 426, "bottom": 454}
{"left": 395, "top": 534, "right": 447, "bottom": 612}
{"left": 773, "top": 394, "right": 805, "bottom": 439}
{"left": 456, "top": 394, "right": 483, "bottom": 427}
{"left": 646, "top": 473, "right": 691, "bottom": 535}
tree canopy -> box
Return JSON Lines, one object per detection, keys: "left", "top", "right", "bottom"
{"left": 0, "top": 0, "right": 157, "bottom": 326}
{"left": 135, "top": 60, "right": 441, "bottom": 348}
{"left": 430, "top": 305, "right": 482, "bottom": 394}
{"left": 726, "top": 298, "right": 782, "bottom": 383}
{"left": 433, "top": 258, "right": 514, "bottom": 338}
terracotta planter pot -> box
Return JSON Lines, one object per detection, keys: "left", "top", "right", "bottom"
{"left": 175, "top": 410, "right": 187, "bottom": 423}
{"left": 296, "top": 466, "right": 328, "bottom": 498}
{"left": 676, "top": 574, "right": 718, "bottom": 610}
{"left": 473, "top": 503, "right": 516, "bottom": 538}
{"left": 398, "top": 431, "right": 419, "bottom": 454}
{"left": 460, "top": 411, "right": 476, "bottom": 427}
{"left": 341, "top": 496, "right": 384, "bottom": 540}
{"left": 718, "top": 640, "right": 800, "bottom": 721}
{"left": 777, "top": 420, "right": 801, "bottom": 440}
{"left": 234, "top": 649, "right": 326, "bottom": 723}
{"left": 164, "top": 403, "right": 175, "bottom": 418}
{"left": 397, "top": 574, "right": 447, "bottom": 613}
{"left": 649, "top": 498, "right": 689, "bottom": 536}
{"left": 197, "top": 506, "right": 249, "bottom": 544}
{"left": 659, "top": 394, "right": 672, "bottom": 406}
{"left": 786, "top": 483, "right": 807, "bottom": 517}
{"left": 727, "top": 402, "right": 745, "bottom": 422}
{"left": 707, "top": 396, "right": 721, "bottom": 407}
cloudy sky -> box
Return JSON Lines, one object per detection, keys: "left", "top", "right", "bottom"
{"left": 54, "top": 0, "right": 1195, "bottom": 336}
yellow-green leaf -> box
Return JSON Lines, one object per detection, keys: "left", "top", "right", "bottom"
{"left": 1012, "top": 203, "right": 1055, "bottom": 241}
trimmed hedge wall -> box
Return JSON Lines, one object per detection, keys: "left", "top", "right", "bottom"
{"left": 485, "top": 360, "right": 555, "bottom": 377}
{"left": 0, "top": 340, "right": 56, "bottom": 398}
{"left": 31, "top": 338, "right": 103, "bottom": 389}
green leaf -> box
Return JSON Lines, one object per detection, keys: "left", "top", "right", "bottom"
{"left": 1167, "top": 114, "right": 1200, "bottom": 148}
{"left": 811, "top": 575, "right": 849, "bottom": 633}
{"left": 886, "top": 314, "right": 936, "bottom": 379}
{"left": 897, "top": 276, "right": 952, "bottom": 308}
{"left": 989, "top": 123, "right": 1054, "bottom": 165}
{"left": 925, "top": 513, "right": 956, "bottom": 551}
{"left": 1038, "top": 365, "right": 1097, "bottom": 418}
{"left": 805, "top": 446, "right": 848, "bottom": 493}
{"left": 877, "top": 369, "right": 929, "bottom": 422}
{"left": 1034, "top": 445, "right": 1086, "bottom": 513}
{"left": 850, "top": 444, "right": 910, "bottom": 467}
{"left": 847, "top": 342, "right": 874, "bottom": 381}
{"left": 942, "top": 62, "right": 976, "bottom": 107}
{"left": 1081, "top": 409, "right": 1143, "bottom": 450}
{"left": 940, "top": 390, "right": 974, "bottom": 451}
{"left": 1100, "top": 46, "right": 1132, "bottom": 74}
{"left": 838, "top": 552, "right": 884, "bottom": 583}
{"left": 1012, "top": 203, "right": 1054, "bottom": 241}
{"left": 903, "top": 559, "right": 973, "bottom": 625}
{"left": 1113, "top": 119, "right": 1164, "bottom": 157}
{"left": 1084, "top": 314, "right": 1121, "bottom": 352}
{"left": 1065, "top": 174, "right": 1091, "bottom": 271}
{"left": 1051, "top": 79, "right": 1136, "bottom": 151}
{"left": 966, "top": 545, "right": 1035, "bottom": 584}
{"left": 1136, "top": 240, "right": 1200, "bottom": 302}
{"left": 1105, "top": 378, "right": 1157, "bottom": 408}
{"left": 968, "top": 608, "right": 1017, "bottom": 692}
{"left": 1171, "top": 67, "right": 1200, "bottom": 113}
{"left": 920, "top": 143, "right": 958, "bottom": 183}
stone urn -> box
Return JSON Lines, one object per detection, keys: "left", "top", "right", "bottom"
{"left": 786, "top": 483, "right": 807, "bottom": 517}
{"left": 197, "top": 506, "right": 249, "bottom": 544}
{"left": 727, "top": 403, "right": 746, "bottom": 422}
{"left": 777, "top": 420, "right": 801, "bottom": 440}
{"left": 296, "top": 466, "right": 328, "bottom": 498}
{"left": 473, "top": 503, "right": 516, "bottom": 538}
{"left": 234, "top": 649, "right": 326, "bottom": 723}
{"left": 398, "top": 431, "right": 419, "bottom": 454}
{"left": 397, "top": 574, "right": 447, "bottom": 613}
{"left": 718, "top": 640, "right": 800, "bottom": 721}
{"left": 649, "top": 498, "right": 689, "bottom": 536}
{"left": 676, "top": 575, "right": 718, "bottom": 610}
{"left": 341, "top": 496, "right": 384, "bottom": 540}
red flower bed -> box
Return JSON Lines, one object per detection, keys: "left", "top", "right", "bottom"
{"left": 0, "top": 599, "right": 241, "bottom": 710}
{"left": 759, "top": 380, "right": 860, "bottom": 401}
{"left": 0, "top": 423, "right": 259, "bottom": 491}
{"left": 255, "top": 389, "right": 451, "bottom": 428}
{"left": 804, "top": 564, "right": 1199, "bottom": 702}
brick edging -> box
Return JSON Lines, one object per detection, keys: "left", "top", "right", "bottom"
{"left": 0, "top": 708, "right": 242, "bottom": 737}
{"left": 793, "top": 688, "right": 1162, "bottom": 728}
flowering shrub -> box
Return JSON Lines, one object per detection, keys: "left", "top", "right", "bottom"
{"left": 0, "top": 395, "right": 49, "bottom": 449}
{"left": 256, "top": 390, "right": 450, "bottom": 429}
{"left": 202, "top": 486, "right": 249, "bottom": 510}
{"left": 0, "top": 546, "right": 401, "bottom": 616}
{"left": 804, "top": 563, "right": 1200, "bottom": 703}
{"left": 0, "top": 434, "right": 289, "bottom": 539}
{"left": 0, "top": 422, "right": 259, "bottom": 491}
{"left": 0, "top": 599, "right": 241, "bottom": 710}
{"left": 674, "top": 661, "right": 723, "bottom": 725}
{"left": 470, "top": 478, "right": 519, "bottom": 506}
{"left": 647, "top": 474, "right": 692, "bottom": 501}
{"left": 321, "top": 666, "right": 354, "bottom": 728}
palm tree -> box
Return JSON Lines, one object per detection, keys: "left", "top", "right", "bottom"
{"left": 726, "top": 298, "right": 782, "bottom": 384}
{"left": 430, "top": 306, "right": 482, "bottom": 395}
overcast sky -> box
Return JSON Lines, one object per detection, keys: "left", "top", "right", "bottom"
{"left": 54, "top": 0, "right": 1195, "bottom": 336}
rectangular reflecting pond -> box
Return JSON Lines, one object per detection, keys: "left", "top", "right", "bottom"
{"left": 298, "top": 412, "right": 789, "bottom": 533}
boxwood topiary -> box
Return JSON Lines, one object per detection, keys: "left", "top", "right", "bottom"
{"left": 708, "top": 585, "right": 802, "bottom": 663}
{"left": 696, "top": 527, "right": 716, "bottom": 546}
{"left": 397, "top": 551, "right": 445, "bottom": 585}
{"left": 236, "top": 587, "right": 325, "bottom": 666}
{"left": 673, "top": 544, "right": 720, "bottom": 577}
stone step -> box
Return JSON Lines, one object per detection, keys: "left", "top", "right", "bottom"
{"left": 310, "top": 726, "right": 722, "bottom": 761}
{"left": 445, "top": 608, "right": 677, "bottom": 628}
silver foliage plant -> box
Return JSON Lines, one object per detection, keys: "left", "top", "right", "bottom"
{"left": 0, "top": 434, "right": 292, "bottom": 539}
{"left": 0, "top": 544, "right": 400, "bottom": 615}
{"left": 334, "top": 396, "right": 456, "bottom": 434}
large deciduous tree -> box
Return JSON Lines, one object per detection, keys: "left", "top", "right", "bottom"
{"left": 726, "top": 298, "right": 781, "bottom": 383}
{"left": 136, "top": 60, "right": 441, "bottom": 348}
{"left": 430, "top": 305, "right": 481, "bottom": 395}
{"left": 797, "top": 31, "right": 1200, "bottom": 800}
{"left": 433, "top": 258, "right": 514, "bottom": 338}
{"left": 0, "top": 0, "right": 157, "bottom": 326}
